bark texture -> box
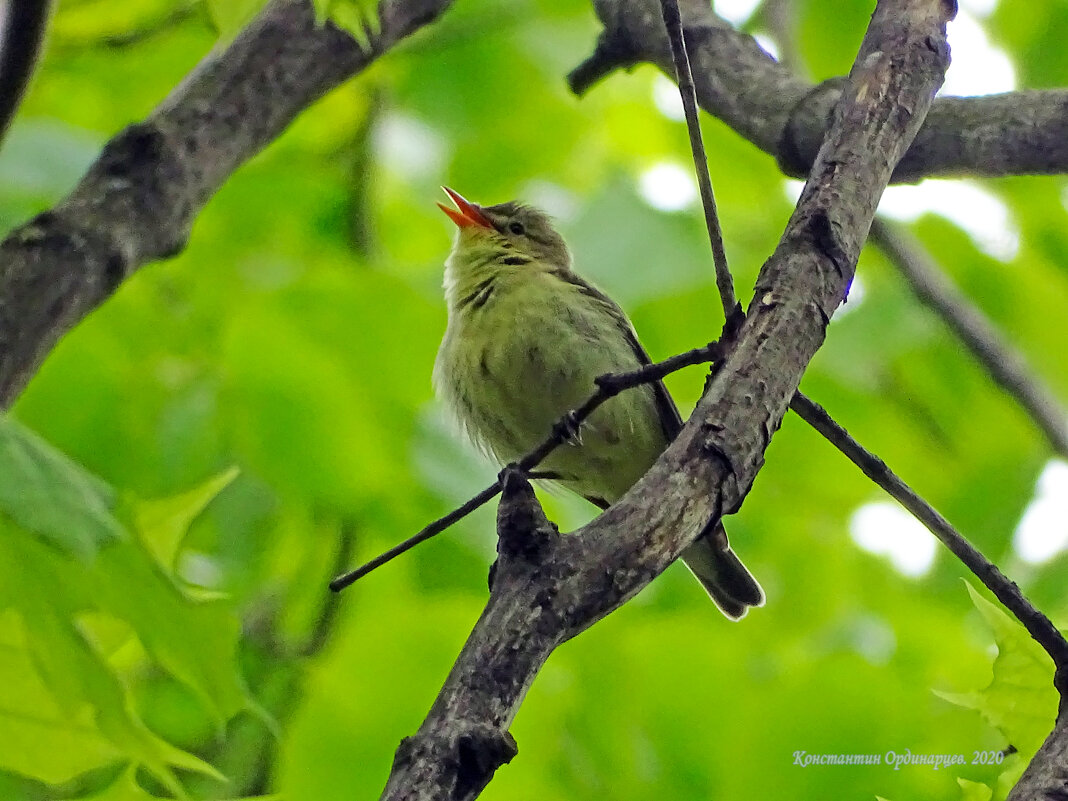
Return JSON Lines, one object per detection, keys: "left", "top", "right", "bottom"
{"left": 0, "top": 0, "right": 452, "bottom": 405}
{"left": 1007, "top": 677, "right": 1068, "bottom": 801}
{"left": 570, "top": 0, "right": 1068, "bottom": 182}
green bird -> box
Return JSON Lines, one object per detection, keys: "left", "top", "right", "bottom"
{"left": 433, "top": 188, "right": 763, "bottom": 619}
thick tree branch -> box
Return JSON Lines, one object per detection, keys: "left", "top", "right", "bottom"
{"left": 380, "top": 1, "right": 953, "bottom": 797}
{"left": 570, "top": 0, "right": 1068, "bottom": 182}
{"left": 0, "top": 0, "right": 452, "bottom": 407}
{"left": 869, "top": 216, "right": 1068, "bottom": 456}
{"left": 1007, "top": 704, "right": 1068, "bottom": 801}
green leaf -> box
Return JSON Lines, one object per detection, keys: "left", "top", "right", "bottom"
{"left": 0, "top": 532, "right": 221, "bottom": 792}
{"left": 958, "top": 778, "right": 993, "bottom": 801}
{"left": 935, "top": 583, "right": 1058, "bottom": 758}
{"left": 129, "top": 467, "right": 239, "bottom": 573}
{"left": 321, "top": 0, "right": 380, "bottom": 51}
{"left": 81, "top": 765, "right": 284, "bottom": 801}
{"left": 0, "top": 415, "right": 123, "bottom": 562}
{"left": 0, "top": 431, "right": 247, "bottom": 790}
{"left": 0, "top": 610, "right": 120, "bottom": 784}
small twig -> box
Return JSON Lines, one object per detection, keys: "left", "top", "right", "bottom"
{"left": 791, "top": 392, "right": 1068, "bottom": 669}
{"left": 870, "top": 217, "right": 1068, "bottom": 458}
{"left": 659, "top": 0, "right": 736, "bottom": 315}
{"left": 330, "top": 484, "right": 502, "bottom": 591}
{"left": 329, "top": 341, "right": 724, "bottom": 591}
{"left": 566, "top": 30, "right": 637, "bottom": 95}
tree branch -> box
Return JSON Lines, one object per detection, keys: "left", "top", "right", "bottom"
{"left": 379, "top": 1, "right": 953, "bottom": 797}
{"left": 791, "top": 393, "right": 1068, "bottom": 668}
{"left": 570, "top": 0, "right": 1068, "bottom": 182}
{"left": 0, "top": 0, "right": 453, "bottom": 407}
{"left": 869, "top": 216, "right": 1068, "bottom": 456}
{"left": 659, "top": 0, "right": 735, "bottom": 315}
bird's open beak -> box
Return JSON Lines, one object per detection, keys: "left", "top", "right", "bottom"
{"left": 438, "top": 187, "right": 493, "bottom": 230}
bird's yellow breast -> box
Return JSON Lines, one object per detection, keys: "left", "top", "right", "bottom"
{"left": 434, "top": 268, "right": 668, "bottom": 503}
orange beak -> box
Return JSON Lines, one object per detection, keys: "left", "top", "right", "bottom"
{"left": 438, "top": 187, "right": 493, "bottom": 230}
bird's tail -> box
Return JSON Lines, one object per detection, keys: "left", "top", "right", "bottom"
{"left": 681, "top": 521, "right": 764, "bottom": 620}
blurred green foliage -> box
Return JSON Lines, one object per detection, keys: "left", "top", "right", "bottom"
{"left": 1, "top": 0, "right": 1067, "bottom": 798}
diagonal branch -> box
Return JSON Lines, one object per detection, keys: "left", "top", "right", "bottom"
{"left": 0, "top": 0, "right": 454, "bottom": 407}
{"left": 870, "top": 216, "right": 1068, "bottom": 456}
{"left": 571, "top": 0, "right": 1068, "bottom": 182}
{"left": 791, "top": 393, "right": 1068, "bottom": 669}
{"left": 379, "top": 1, "right": 954, "bottom": 797}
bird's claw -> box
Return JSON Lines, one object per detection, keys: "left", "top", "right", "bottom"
{"left": 554, "top": 411, "right": 583, "bottom": 446}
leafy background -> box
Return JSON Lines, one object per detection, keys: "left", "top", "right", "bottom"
{"left": 1, "top": 0, "right": 1067, "bottom": 798}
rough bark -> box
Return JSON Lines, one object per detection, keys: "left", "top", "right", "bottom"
{"left": 1008, "top": 677, "right": 1068, "bottom": 801}
{"left": 570, "top": 0, "right": 1068, "bottom": 182}
{"left": 0, "top": 0, "right": 452, "bottom": 405}
{"left": 379, "top": 1, "right": 954, "bottom": 797}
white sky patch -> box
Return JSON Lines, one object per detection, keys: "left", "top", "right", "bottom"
{"left": 638, "top": 162, "right": 698, "bottom": 211}
{"left": 372, "top": 112, "right": 447, "bottom": 180}
{"left": 752, "top": 32, "right": 781, "bottom": 62}
{"left": 879, "top": 179, "right": 1019, "bottom": 261}
{"left": 959, "top": 0, "right": 999, "bottom": 19}
{"left": 715, "top": 0, "right": 761, "bottom": 26}
{"left": 782, "top": 179, "right": 804, "bottom": 204}
{"left": 652, "top": 75, "right": 685, "bottom": 122}
{"left": 942, "top": 10, "right": 1016, "bottom": 97}
{"left": 1013, "top": 460, "right": 1068, "bottom": 564}
{"left": 850, "top": 502, "right": 937, "bottom": 577}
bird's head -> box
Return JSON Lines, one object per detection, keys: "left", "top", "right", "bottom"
{"left": 438, "top": 187, "right": 571, "bottom": 270}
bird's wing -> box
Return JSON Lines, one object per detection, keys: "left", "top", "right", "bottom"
{"left": 550, "top": 269, "right": 684, "bottom": 442}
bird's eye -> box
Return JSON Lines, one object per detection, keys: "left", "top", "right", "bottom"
{"left": 508, "top": 221, "right": 525, "bottom": 235}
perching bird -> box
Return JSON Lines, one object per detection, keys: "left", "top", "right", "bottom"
{"left": 432, "top": 188, "right": 763, "bottom": 619}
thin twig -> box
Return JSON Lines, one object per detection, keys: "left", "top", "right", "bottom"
{"left": 791, "top": 392, "right": 1068, "bottom": 668}
{"left": 329, "top": 341, "right": 724, "bottom": 591}
{"left": 658, "top": 0, "right": 736, "bottom": 315}
{"left": 870, "top": 217, "right": 1068, "bottom": 457}
{"left": 330, "top": 484, "right": 502, "bottom": 591}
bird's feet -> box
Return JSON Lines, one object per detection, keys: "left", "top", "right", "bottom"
{"left": 553, "top": 410, "right": 584, "bottom": 446}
